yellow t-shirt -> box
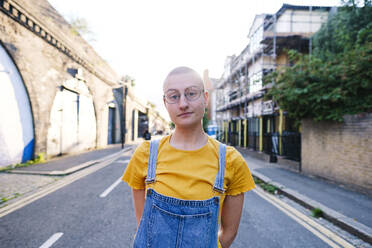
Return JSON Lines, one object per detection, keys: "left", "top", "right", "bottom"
{"left": 122, "top": 135, "right": 255, "bottom": 246}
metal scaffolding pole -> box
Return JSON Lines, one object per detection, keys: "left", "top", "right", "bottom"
{"left": 273, "top": 13, "right": 277, "bottom": 69}
{"left": 309, "top": 6, "right": 313, "bottom": 58}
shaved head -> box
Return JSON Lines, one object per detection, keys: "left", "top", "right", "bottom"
{"left": 162, "top": 66, "right": 209, "bottom": 129}
{"left": 163, "top": 66, "right": 204, "bottom": 92}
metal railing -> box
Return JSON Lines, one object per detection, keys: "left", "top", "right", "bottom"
{"left": 217, "top": 122, "right": 301, "bottom": 162}
{"left": 281, "top": 132, "right": 301, "bottom": 162}
{"left": 263, "top": 132, "right": 301, "bottom": 162}
{"left": 247, "top": 132, "right": 259, "bottom": 151}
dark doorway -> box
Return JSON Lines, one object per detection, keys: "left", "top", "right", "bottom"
{"left": 108, "top": 107, "right": 116, "bottom": 144}
{"left": 138, "top": 111, "right": 149, "bottom": 138}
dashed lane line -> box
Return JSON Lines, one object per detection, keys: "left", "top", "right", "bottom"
{"left": 0, "top": 150, "right": 126, "bottom": 218}
{"left": 100, "top": 177, "right": 122, "bottom": 198}
{"left": 113, "top": 159, "right": 130, "bottom": 164}
{"left": 99, "top": 158, "right": 129, "bottom": 198}
{"left": 39, "top": 232, "right": 63, "bottom": 248}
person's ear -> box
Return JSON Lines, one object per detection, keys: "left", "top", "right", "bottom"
{"left": 203, "top": 91, "right": 209, "bottom": 105}
{"left": 163, "top": 96, "right": 167, "bottom": 107}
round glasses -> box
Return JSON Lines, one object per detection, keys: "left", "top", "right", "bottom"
{"left": 163, "top": 87, "right": 204, "bottom": 104}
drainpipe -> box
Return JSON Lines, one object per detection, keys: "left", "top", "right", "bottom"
{"left": 121, "top": 85, "right": 128, "bottom": 149}
{"left": 279, "top": 109, "right": 283, "bottom": 155}
{"left": 259, "top": 116, "right": 263, "bottom": 152}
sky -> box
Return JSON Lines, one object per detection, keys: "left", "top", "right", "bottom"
{"left": 48, "top": 0, "right": 341, "bottom": 120}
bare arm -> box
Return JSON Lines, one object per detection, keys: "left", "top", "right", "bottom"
{"left": 218, "top": 193, "right": 244, "bottom": 248}
{"left": 132, "top": 189, "right": 145, "bottom": 227}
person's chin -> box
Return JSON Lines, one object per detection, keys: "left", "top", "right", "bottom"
{"left": 175, "top": 117, "right": 198, "bottom": 127}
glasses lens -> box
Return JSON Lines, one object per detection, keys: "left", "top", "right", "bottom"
{"left": 164, "top": 87, "right": 203, "bottom": 103}
{"left": 185, "top": 88, "right": 201, "bottom": 101}
{"left": 165, "top": 91, "right": 180, "bottom": 103}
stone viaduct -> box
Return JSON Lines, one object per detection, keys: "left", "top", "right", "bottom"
{"left": 0, "top": 0, "right": 169, "bottom": 168}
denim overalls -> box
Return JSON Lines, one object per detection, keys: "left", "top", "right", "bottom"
{"left": 133, "top": 139, "right": 227, "bottom": 248}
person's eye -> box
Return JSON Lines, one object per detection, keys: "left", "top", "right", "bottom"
{"left": 187, "top": 91, "right": 197, "bottom": 97}
{"left": 168, "top": 94, "right": 179, "bottom": 100}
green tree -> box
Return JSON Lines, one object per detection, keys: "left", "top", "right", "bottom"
{"left": 170, "top": 122, "right": 175, "bottom": 129}
{"left": 312, "top": 0, "right": 372, "bottom": 59}
{"left": 122, "top": 75, "right": 136, "bottom": 87}
{"left": 203, "top": 108, "right": 209, "bottom": 132}
{"left": 264, "top": 1, "right": 372, "bottom": 123}
{"left": 68, "top": 16, "right": 96, "bottom": 42}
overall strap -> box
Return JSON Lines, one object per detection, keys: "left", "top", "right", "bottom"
{"left": 145, "top": 139, "right": 160, "bottom": 184}
{"left": 213, "top": 143, "right": 226, "bottom": 194}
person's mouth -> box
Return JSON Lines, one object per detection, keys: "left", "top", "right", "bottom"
{"left": 177, "top": 112, "right": 193, "bottom": 117}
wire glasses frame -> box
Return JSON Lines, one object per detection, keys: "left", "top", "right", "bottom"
{"left": 163, "top": 86, "right": 204, "bottom": 104}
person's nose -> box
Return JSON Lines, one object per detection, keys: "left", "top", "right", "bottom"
{"left": 178, "top": 93, "right": 189, "bottom": 109}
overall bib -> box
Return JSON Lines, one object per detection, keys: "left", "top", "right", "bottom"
{"left": 133, "top": 139, "right": 227, "bottom": 248}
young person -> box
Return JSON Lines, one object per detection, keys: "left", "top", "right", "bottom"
{"left": 122, "top": 66, "right": 255, "bottom": 248}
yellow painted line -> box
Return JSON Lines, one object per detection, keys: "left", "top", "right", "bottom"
{"left": 254, "top": 188, "right": 355, "bottom": 248}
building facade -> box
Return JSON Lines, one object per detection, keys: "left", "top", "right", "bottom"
{"left": 121, "top": 83, "right": 170, "bottom": 143}
{"left": 216, "top": 4, "right": 332, "bottom": 162}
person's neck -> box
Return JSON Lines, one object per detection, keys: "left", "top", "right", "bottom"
{"left": 170, "top": 126, "right": 207, "bottom": 151}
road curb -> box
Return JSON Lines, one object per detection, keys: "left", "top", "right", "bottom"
{"left": 252, "top": 170, "right": 372, "bottom": 244}
{"left": 7, "top": 147, "right": 132, "bottom": 176}
{"left": 0, "top": 147, "right": 133, "bottom": 218}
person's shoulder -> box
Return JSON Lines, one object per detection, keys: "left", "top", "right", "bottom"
{"left": 226, "top": 145, "right": 240, "bottom": 156}
{"left": 133, "top": 140, "right": 150, "bottom": 156}
{"left": 135, "top": 135, "right": 168, "bottom": 153}
{"left": 223, "top": 145, "right": 246, "bottom": 168}
{"left": 207, "top": 137, "right": 238, "bottom": 154}
{"left": 207, "top": 136, "right": 219, "bottom": 147}
{"left": 146, "top": 135, "right": 171, "bottom": 152}
{"left": 158, "top": 135, "right": 170, "bottom": 147}
{"left": 208, "top": 138, "right": 237, "bottom": 154}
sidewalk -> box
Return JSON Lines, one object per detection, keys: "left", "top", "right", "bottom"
{"left": 0, "top": 136, "right": 165, "bottom": 210}
{"left": 237, "top": 147, "right": 372, "bottom": 244}
{"left": 7, "top": 144, "right": 130, "bottom": 176}
{"left": 0, "top": 144, "right": 135, "bottom": 210}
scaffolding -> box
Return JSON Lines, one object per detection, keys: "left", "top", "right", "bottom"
{"left": 216, "top": 4, "right": 333, "bottom": 161}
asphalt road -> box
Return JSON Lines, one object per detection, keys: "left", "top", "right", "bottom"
{"left": 0, "top": 153, "right": 351, "bottom": 248}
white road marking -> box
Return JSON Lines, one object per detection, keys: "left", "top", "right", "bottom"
{"left": 114, "top": 159, "right": 130, "bottom": 163}
{"left": 0, "top": 149, "right": 128, "bottom": 218}
{"left": 39, "top": 232, "right": 63, "bottom": 248}
{"left": 254, "top": 188, "right": 355, "bottom": 248}
{"left": 99, "top": 177, "right": 122, "bottom": 198}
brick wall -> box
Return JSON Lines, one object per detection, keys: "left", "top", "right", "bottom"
{"left": 301, "top": 113, "right": 372, "bottom": 194}
{"left": 0, "top": 0, "right": 119, "bottom": 157}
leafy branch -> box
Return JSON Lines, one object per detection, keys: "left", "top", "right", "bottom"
{"left": 264, "top": 1, "right": 372, "bottom": 123}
